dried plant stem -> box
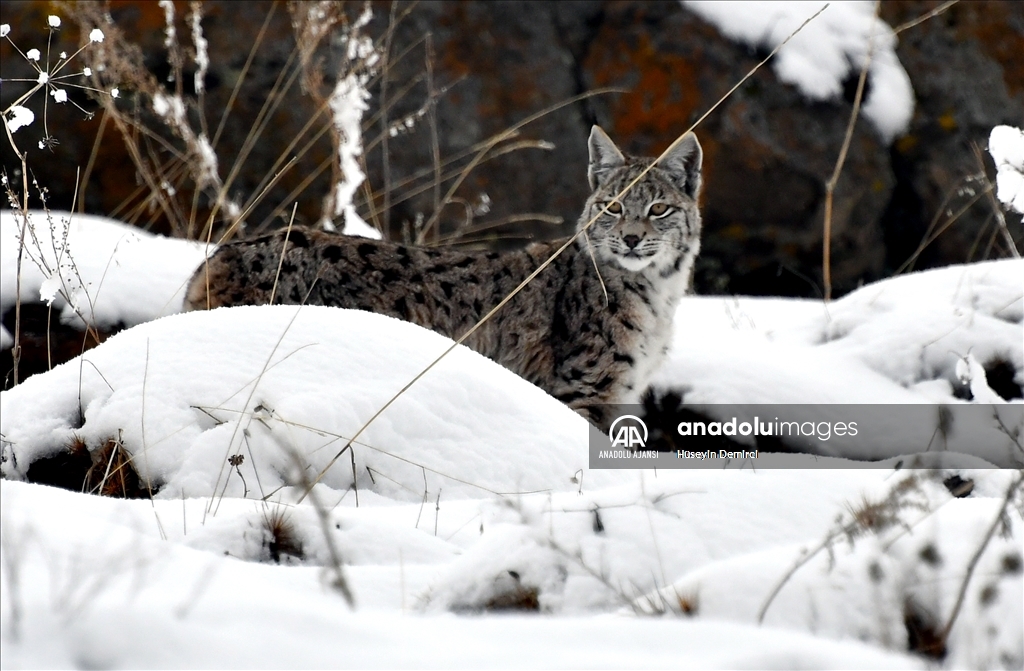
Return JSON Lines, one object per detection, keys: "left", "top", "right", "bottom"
{"left": 301, "top": 4, "right": 830, "bottom": 498}
{"left": 940, "top": 470, "right": 1023, "bottom": 642}
{"left": 892, "top": 0, "right": 959, "bottom": 35}
{"left": 269, "top": 203, "right": 298, "bottom": 306}
{"left": 894, "top": 185, "right": 988, "bottom": 275}
{"left": 425, "top": 32, "right": 442, "bottom": 239}
{"left": 363, "top": 139, "right": 555, "bottom": 225}
{"left": 211, "top": 1, "right": 277, "bottom": 151}
{"left": 414, "top": 87, "right": 625, "bottom": 244}
{"left": 379, "top": 1, "right": 398, "bottom": 234}
{"left": 972, "top": 143, "right": 1021, "bottom": 258}
{"left": 78, "top": 108, "right": 110, "bottom": 214}
{"left": 823, "top": 1, "right": 876, "bottom": 301}
{"left": 282, "top": 445, "right": 355, "bottom": 608}
{"left": 12, "top": 208, "right": 27, "bottom": 387}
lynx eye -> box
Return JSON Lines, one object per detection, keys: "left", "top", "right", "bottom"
{"left": 601, "top": 201, "right": 623, "bottom": 215}
{"left": 648, "top": 202, "right": 671, "bottom": 217}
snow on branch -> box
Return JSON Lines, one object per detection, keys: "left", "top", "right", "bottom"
{"left": 989, "top": 125, "right": 1024, "bottom": 215}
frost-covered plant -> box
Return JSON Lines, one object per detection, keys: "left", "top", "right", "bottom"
{"left": 757, "top": 472, "right": 930, "bottom": 624}
{"left": 1, "top": 14, "right": 116, "bottom": 385}
{"left": 61, "top": 2, "right": 240, "bottom": 239}
{"left": 1, "top": 15, "right": 113, "bottom": 157}
{"left": 289, "top": 1, "right": 381, "bottom": 238}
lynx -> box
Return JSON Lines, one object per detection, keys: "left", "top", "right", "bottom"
{"left": 184, "top": 127, "right": 703, "bottom": 427}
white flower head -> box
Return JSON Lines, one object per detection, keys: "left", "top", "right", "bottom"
{"left": 26, "top": 48, "right": 40, "bottom": 61}
{"left": 39, "top": 141, "right": 45, "bottom": 150}
{"left": 0, "top": 24, "right": 10, "bottom": 38}
{"left": 6, "top": 106, "right": 35, "bottom": 133}
{"left": 110, "top": 87, "right": 120, "bottom": 99}
{"left": 48, "top": 15, "right": 61, "bottom": 28}
{"left": 51, "top": 88, "right": 68, "bottom": 103}
{"left": 83, "top": 67, "right": 92, "bottom": 77}
{"left": 59, "top": 51, "right": 67, "bottom": 59}
{"left": 89, "top": 28, "right": 104, "bottom": 43}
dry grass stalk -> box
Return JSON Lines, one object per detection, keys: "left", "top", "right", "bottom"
{"left": 822, "top": 1, "right": 877, "bottom": 301}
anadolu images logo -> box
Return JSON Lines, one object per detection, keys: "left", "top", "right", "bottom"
{"left": 609, "top": 415, "right": 648, "bottom": 449}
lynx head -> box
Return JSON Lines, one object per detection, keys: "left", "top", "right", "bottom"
{"left": 580, "top": 126, "right": 702, "bottom": 276}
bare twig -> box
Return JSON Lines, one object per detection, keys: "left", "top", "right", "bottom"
{"left": 268, "top": 203, "right": 298, "bottom": 306}
{"left": 892, "top": 0, "right": 959, "bottom": 35}
{"left": 281, "top": 444, "right": 355, "bottom": 608}
{"left": 823, "top": 1, "right": 877, "bottom": 300}
{"left": 972, "top": 143, "right": 1021, "bottom": 259}
{"left": 940, "top": 470, "right": 1024, "bottom": 642}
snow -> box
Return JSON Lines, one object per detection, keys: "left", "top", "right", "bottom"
{"left": 650, "top": 259, "right": 1024, "bottom": 465}
{"left": 683, "top": 1, "right": 914, "bottom": 143}
{"left": 1, "top": 477, "right": 935, "bottom": 669}
{"left": 990, "top": 125, "right": 1024, "bottom": 214}
{"left": 0, "top": 305, "right": 594, "bottom": 500}
{"left": 1, "top": 211, "right": 1022, "bottom": 667}
{"left": 4, "top": 105, "right": 34, "bottom": 133}
{"left": 658, "top": 260, "right": 1023, "bottom": 400}
{"left": 0, "top": 210, "right": 208, "bottom": 346}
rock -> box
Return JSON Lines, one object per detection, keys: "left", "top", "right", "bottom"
{"left": 879, "top": 0, "right": 1024, "bottom": 273}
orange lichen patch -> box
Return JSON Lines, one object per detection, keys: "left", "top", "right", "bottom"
{"left": 586, "top": 32, "right": 702, "bottom": 144}
{"left": 954, "top": 2, "right": 1024, "bottom": 97}
{"left": 881, "top": 1, "right": 1024, "bottom": 97}
{"left": 896, "top": 134, "right": 919, "bottom": 154}
{"left": 107, "top": 0, "right": 174, "bottom": 33}
{"left": 720, "top": 223, "right": 749, "bottom": 241}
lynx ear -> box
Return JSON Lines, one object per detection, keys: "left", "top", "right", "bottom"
{"left": 660, "top": 132, "right": 703, "bottom": 199}
{"left": 588, "top": 126, "right": 626, "bottom": 190}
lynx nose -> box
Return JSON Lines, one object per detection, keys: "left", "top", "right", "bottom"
{"left": 622, "top": 234, "right": 641, "bottom": 249}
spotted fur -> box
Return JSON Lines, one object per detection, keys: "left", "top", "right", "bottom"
{"left": 184, "top": 127, "right": 702, "bottom": 427}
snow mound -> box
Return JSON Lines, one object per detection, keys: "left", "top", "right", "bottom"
{"left": 683, "top": 1, "right": 914, "bottom": 142}
{"left": 2, "top": 237, "right": 1021, "bottom": 666}
{"left": 989, "top": 125, "right": 1024, "bottom": 214}
{"left": 652, "top": 260, "right": 1024, "bottom": 464}
{"left": 3, "top": 472, "right": 938, "bottom": 669}
{"left": 655, "top": 259, "right": 1022, "bottom": 403}
{"left": 0, "top": 305, "right": 593, "bottom": 501}
{"left": 0, "top": 210, "right": 207, "bottom": 348}
{"left": 636, "top": 471, "right": 1022, "bottom": 669}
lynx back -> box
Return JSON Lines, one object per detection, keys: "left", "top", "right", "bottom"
{"left": 184, "top": 126, "right": 703, "bottom": 427}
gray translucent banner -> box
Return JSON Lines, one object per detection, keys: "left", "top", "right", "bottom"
{"left": 589, "top": 404, "right": 1023, "bottom": 469}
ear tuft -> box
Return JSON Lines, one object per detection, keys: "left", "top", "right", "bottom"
{"left": 660, "top": 132, "right": 703, "bottom": 199}
{"left": 588, "top": 126, "right": 626, "bottom": 190}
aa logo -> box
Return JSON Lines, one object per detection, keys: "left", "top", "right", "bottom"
{"left": 609, "top": 415, "right": 648, "bottom": 449}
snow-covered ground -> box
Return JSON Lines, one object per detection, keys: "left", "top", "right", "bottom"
{"left": 1, "top": 210, "right": 1022, "bottom": 668}
{"left": 0, "top": 210, "right": 208, "bottom": 349}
